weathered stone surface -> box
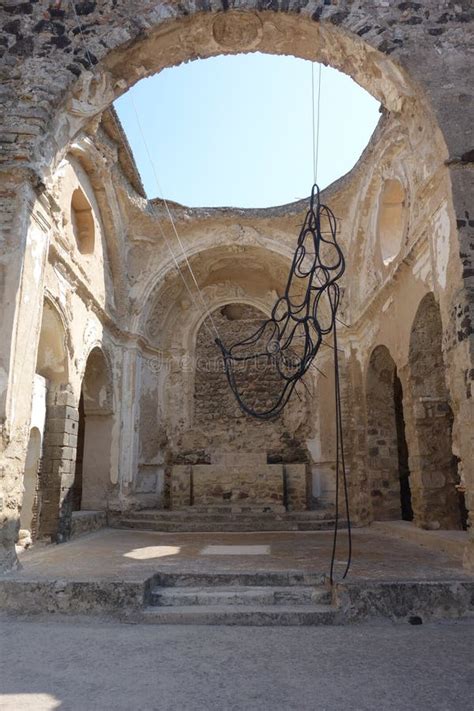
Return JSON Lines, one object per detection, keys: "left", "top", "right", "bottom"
{"left": 0, "top": 4, "right": 472, "bottom": 574}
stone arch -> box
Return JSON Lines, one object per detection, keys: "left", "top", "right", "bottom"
{"left": 29, "top": 8, "right": 452, "bottom": 180}
{"left": 366, "top": 345, "right": 412, "bottom": 521}
{"left": 35, "top": 298, "right": 73, "bottom": 541}
{"left": 407, "top": 293, "right": 463, "bottom": 529}
{"left": 73, "top": 346, "right": 114, "bottom": 511}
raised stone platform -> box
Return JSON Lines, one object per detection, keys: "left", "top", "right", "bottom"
{"left": 108, "top": 506, "right": 338, "bottom": 532}
{"left": 71, "top": 510, "right": 107, "bottom": 539}
{"left": 1, "top": 528, "right": 473, "bottom": 626}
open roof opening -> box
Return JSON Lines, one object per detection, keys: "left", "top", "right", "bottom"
{"left": 114, "top": 53, "right": 380, "bottom": 209}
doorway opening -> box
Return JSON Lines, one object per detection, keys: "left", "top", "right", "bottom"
{"left": 72, "top": 348, "right": 113, "bottom": 512}
{"left": 366, "top": 346, "right": 412, "bottom": 522}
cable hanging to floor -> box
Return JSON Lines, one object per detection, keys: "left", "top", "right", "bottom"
{"left": 214, "top": 60, "right": 352, "bottom": 582}
{"left": 70, "top": 11, "right": 351, "bottom": 582}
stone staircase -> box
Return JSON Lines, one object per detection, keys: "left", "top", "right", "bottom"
{"left": 109, "top": 505, "right": 341, "bottom": 532}
{"left": 142, "top": 571, "right": 336, "bottom": 625}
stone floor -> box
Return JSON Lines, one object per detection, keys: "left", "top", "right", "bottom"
{"left": 1, "top": 616, "right": 473, "bottom": 710}
{"left": 7, "top": 525, "right": 472, "bottom": 584}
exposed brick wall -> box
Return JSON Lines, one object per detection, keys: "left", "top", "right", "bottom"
{"left": 194, "top": 304, "right": 309, "bottom": 462}
{"left": 366, "top": 346, "right": 404, "bottom": 521}
{"left": 407, "top": 294, "right": 462, "bottom": 529}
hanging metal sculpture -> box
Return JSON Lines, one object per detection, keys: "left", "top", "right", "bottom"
{"left": 215, "top": 184, "right": 345, "bottom": 420}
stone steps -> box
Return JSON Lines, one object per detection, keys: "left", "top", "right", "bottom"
{"left": 116, "top": 508, "right": 335, "bottom": 520}
{"left": 152, "top": 571, "right": 327, "bottom": 588}
{"left": 109, "top": 508, "right": 344, "bottom": 532}
{"left": 150, "top": 585, "right": 331, "bottom": 607}
{"left": 112, "top": 519, "right": 339, "bottom": 532}
{"left": 141, "top": 604, "right": 337, "bottom": 626}
{"left": 143, "top": 569, "right": 335, "bottom": 625}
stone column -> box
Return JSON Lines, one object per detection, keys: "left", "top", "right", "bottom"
{"left": 343, "top": 345, "right": 371, "bottom": 526}
{"left": 117, "top": 347, "right": 141, "bottom": 508}
{"left": 37, "top": 388, "right": 79, "bottom": 543}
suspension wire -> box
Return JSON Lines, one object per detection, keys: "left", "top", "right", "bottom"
{"left": 329, "top": 323, "right": 352, "bottom": 584}
{"left": 68, "top": 0, "right": 220, "bottom": 342}
{"left": 129, "top": 95, "right": 221, "bottom": 342}
{"left": 311, "top": 63, "right": 322, "bottom": 184}
{"left": 69, "top": 10, "right": 351, "bottom": 582}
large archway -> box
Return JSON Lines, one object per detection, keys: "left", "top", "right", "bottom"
{"left": 1, "top": 5, "right": 473, "bottom": 575}
{"left": 366, "top": 345, "right": 412, "bottom": 522}
{"left": 18, "top": 8, "right": 449, "bottom": 184}
{"left": 72, "top": 347, "right": 114, "bottom": 512}
{"left": 34, "top": 299, "right": 71, "bottom": 542}
{"left": 407, "top": 293, "right": 463, "bottom": 530}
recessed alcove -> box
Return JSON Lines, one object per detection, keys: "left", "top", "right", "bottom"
{"left": 71, "top": 187, "right": 95, "bottom": 255}
{"left": 377, "top": 179, "right": 406, "bottom": 265}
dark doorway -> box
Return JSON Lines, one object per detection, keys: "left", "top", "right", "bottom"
{"left": 393, "top": 372, "right": 413, "bottom": 521}
{"left": 72, "top": 393, "right": 85, "bottom": 511}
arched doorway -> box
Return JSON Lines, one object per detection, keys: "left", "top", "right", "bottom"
{"left": 366, "top": 345, "right": 412, "bottom": 521}
{"left": 34, "top": 299, "right": 70, "bottom": 541}
{"left": 408, "top": 294, "right": 463, "bottom": 529}
{"left": 72, "top": 347, "right": 113, "bottom": 511}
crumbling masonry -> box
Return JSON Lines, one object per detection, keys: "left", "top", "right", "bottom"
{"left": 0, "top": 3, "right": 472, "bottom": 572}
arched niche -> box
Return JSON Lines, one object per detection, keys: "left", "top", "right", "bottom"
{"left": 36, "top": 299, "right": 69, "bottom": 384}
{"left": 408, "top": 293, "right": 463, "bottom": 529}
{"left": 377, "top": 178, "right": 406, "bottom": 265}
{"left": 366, "top": 345, "right": 412, "bottom": 521}
{"left": 73, "top": 347, "right": 114, "bottom": 511}
{"left": 71, "top": 186, "right": 95, "bottom": 255}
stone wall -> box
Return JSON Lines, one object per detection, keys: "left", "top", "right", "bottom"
{"left": 406, "top": 293, "right": 462, "bottom": 529}
{"left": 366, "top": 346, "right": 403, "bottom": 521}
{"left": 193, "top": 304, "right": 309, "bottom": 460}
{"left": 0, "top": 4, "right": 473, "bottom": 570}
{"left": 170, "top": 456, "right": 307, "bottom": 511}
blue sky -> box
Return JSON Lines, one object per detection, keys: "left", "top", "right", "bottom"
{"left": 115, "top": 53, "right": 380, "bottom": 208}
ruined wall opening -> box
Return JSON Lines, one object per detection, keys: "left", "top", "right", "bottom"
{"left": 393, "top": 374, "right": 413, "bottom": 521}
{"left": 408, "top": 293, "right": 463, "bottom": 529}
{"left": 377, "top": 178, "right": 406, "bottom": 265}
{"left": 34, "top": 300, "right": 71, "bottom": 541}
{"left": 114, "top": 53, "right": 380, "bottom": 208}
{"left": 71, "top": 187, "right": 95, "bottom": 255}
{"left": 72, "top": 347, "right": 113, "bottom": 512}
{"left": 366, "top": 345, "right": 412, "bottom": 521}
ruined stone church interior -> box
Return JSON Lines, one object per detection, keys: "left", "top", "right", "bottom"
{"left": 0, "top": 2, "right": 473, "bottom": 647}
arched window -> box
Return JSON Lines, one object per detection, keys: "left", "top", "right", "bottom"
{"left": 71, "top": 187, "right": 95, "bottom": 254}
{"left": 377, "top": 179, "right": 406, "bottom": 265}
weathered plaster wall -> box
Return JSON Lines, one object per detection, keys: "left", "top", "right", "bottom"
{"left": 0, "top": 4, "right": 473, "bottom": 571}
